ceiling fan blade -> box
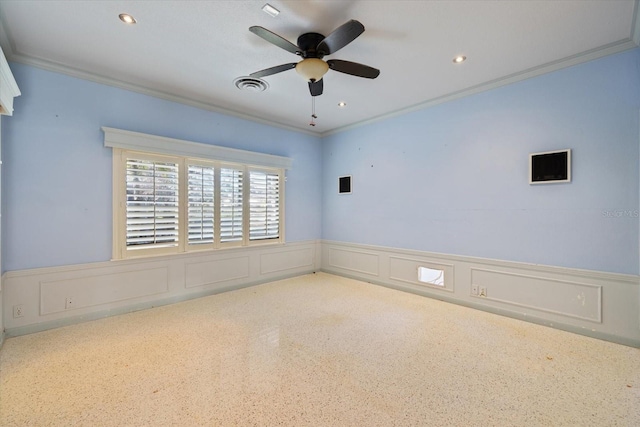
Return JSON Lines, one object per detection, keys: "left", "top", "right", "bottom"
{"left": 250, "top": 63, "right": 297, "bottom": 78}
{"left": 317, "top": 20, "right": 365, "bottom": 55}
{"left": 309, "top": 79, "right": 323, "bottom": 97}
{"left": 249, "top": 26, "right": 302, "bottom": 55}
{"left": 327, "top": 59, "right": 380, "bottom": 79}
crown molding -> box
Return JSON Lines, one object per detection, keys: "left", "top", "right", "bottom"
{"left": 1, "top": 48, "right": 319, "bottom": 137}
{"left": 321, "top": 38, "right": 639, "bottom": 137}
{"left": 1, "top": 0, "right": 639, "bottom": 136}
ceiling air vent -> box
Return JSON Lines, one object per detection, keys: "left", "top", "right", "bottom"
{"left": 234, "top": 76, "right": 269, "bottom": 92}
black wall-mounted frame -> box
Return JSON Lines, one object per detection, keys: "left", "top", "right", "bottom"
{"left": 339, "top": 175, "right": 352, "bottom": 194}
{"left": 530, "top": 149, "right": 571, "bottom": 184}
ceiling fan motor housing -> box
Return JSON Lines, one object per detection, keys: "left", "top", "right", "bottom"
{"left": 297, "top": 33, "right": 327, "bottom": 58}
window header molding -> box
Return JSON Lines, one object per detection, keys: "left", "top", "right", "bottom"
{"left": 0, "top": 46, "right": 21, "bottom": 116}
{"left": 102, "top": 127, "right": 292, "bottom": 170}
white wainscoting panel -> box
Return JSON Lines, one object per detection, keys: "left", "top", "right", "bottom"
{"left": 328, "top": 247, "right": 379, "bottom": 276}
{"left": 5, "top": 239, "right": 639, "bottom": 347}
{"left": 185, "top": 256, "right": 249, "bottom": 289}
{"left": 3, "top": 241, "right": 317, "bottom": 336}
{"left": 321, "top": 240, "right": 640, "bottom": 347}
{"left": 470, "top": 268, "right": 602, "bottom": 322}
{"left": 41, "top": 267, "right": 169, "bottom": 315}
{"left": 260, "top": 248, "right": 314, "bottom": 275}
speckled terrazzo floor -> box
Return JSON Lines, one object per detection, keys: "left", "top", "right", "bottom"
{"left": 0, "top": 273, "right": 638, "bottom": 426}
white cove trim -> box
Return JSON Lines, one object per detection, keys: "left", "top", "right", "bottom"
{"left": 102, "top": 127, "right": 292, "bottom": 169}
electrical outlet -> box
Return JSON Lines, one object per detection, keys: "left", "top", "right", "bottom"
{"left": 479, "top": 287, "right": 487, "bottom": 297}
{"left": 471, "top": 284, "right": 479, "bottom": 296}
{"left": 13, "top": 304, "right": 24, "bottom": 318}
{"left": 65, "top": 297, "right": 73, "bottom": 309}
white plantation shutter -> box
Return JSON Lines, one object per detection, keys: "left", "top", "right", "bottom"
{"left": 125, "top": 158, "right": 179, "bottom": 250}
{"left": 187, "top": 164, "right": 215, "bottom": 245}
{"left": 111, "top": 139, "right": 287, "bottom": 260}
{"left": 220, "top": 167, "right": 243, "bottom": 243}
{"left": 249, "top": 170, "right": 280, "bottom": 241}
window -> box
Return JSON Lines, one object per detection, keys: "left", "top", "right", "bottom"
{"left": 418, "top": 266, "right": 445, "bottom": 287}
{"left": 187, "top": 164, "right": 215, "bottom": 246}
{"left": 105, "top": 127, "right": 290, "bottom": 260}
{"left": 126, "top": 157, "right": 180, "bottom": 251}
{"left": 220, "top": 167, "right": 243, "bottom": 243}
{"left": 113, "top": 150, "right": 284, "bottom": 259}
{"left": 249, "top": 170, "right": 280, "bottom": 241}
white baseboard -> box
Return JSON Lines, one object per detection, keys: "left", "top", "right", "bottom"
{"left": 2, "top": 241, "right": 318, "bottom": 336}
{"left": 320, "top": 240, "right": 640, "bottom": 347}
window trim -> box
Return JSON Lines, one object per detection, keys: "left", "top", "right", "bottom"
{"left": 106, "top": 128, "right": 289, "bottom": 260}
{"left": 103, "top": 127, "right": 292, "bottom": 170}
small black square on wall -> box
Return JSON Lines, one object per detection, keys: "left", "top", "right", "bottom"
{"left": 339, "top": 176, "right": 352, "bottom": 194}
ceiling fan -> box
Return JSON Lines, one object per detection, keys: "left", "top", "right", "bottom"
{"left": 249, "top": 20, "right": 380, "bottom": 97}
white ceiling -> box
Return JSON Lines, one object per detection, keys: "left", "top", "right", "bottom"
{"left": 1, "top": 1, "right": 638, "bottom": 135}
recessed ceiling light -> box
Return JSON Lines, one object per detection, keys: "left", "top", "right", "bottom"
{"left": 453, "top": 55, "right": 466, "bottom": 64}
{"left": 262, "top": 4, "right": 280, "bottom": 17}
{"left": 338, "top": 102, "right": 347, "bottom": 108}
{"left": 119, "top": 13, "right": 137, "bottom": 24}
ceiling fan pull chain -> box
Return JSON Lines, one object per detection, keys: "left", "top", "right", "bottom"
{"left": 310, "top": 97, "right": 317, "bottom": 126}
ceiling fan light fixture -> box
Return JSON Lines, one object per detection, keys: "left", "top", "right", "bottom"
{"left": 295, "top": 58, "right": 329, "bottom": 82}
{"left": 338, "top": 101, "right": 347, "bottom": 108}
{"left": 119, "top": 13, "right": 137, "bottom": 25}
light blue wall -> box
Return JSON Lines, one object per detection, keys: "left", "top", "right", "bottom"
{"left": 2, "top": 64, "right": 323, "bottom": 271}
{"left": 4, "top": 49, "right": 640, "bottom": 275}
{"left": 322, "top": 49, "right": 640, "bottom": 275}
